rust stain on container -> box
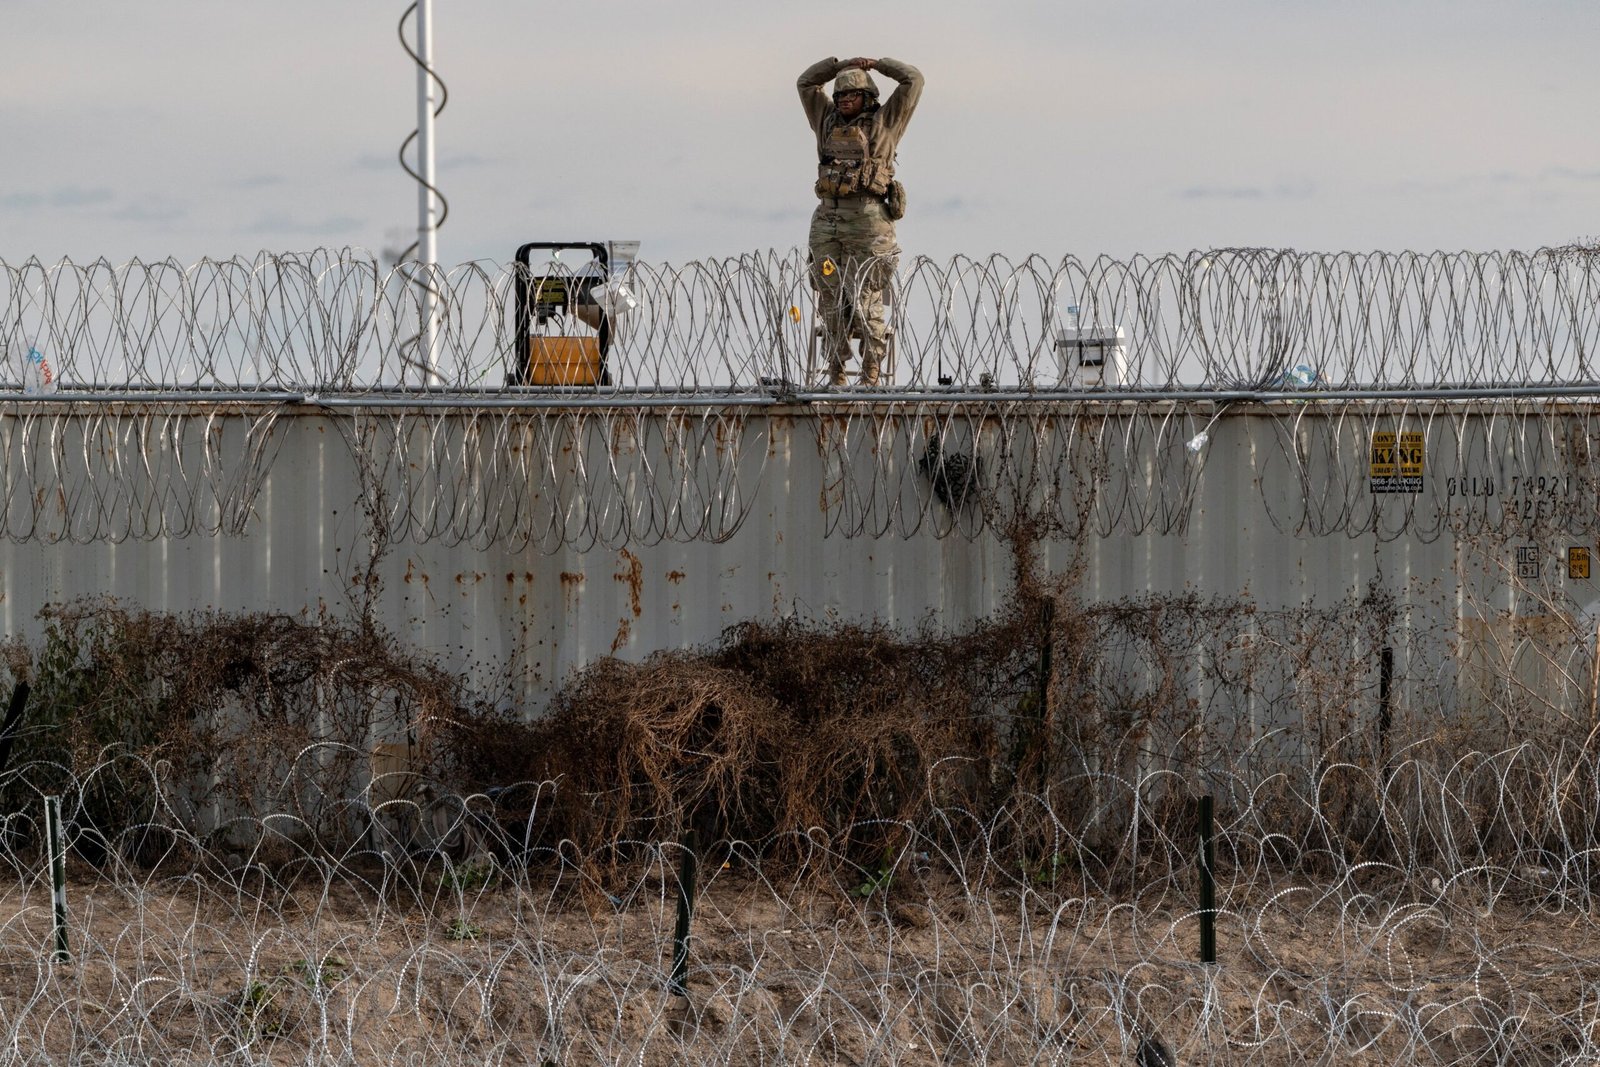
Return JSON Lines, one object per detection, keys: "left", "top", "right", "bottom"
{"left": 615, "top": 549, "right": 643, "bottom": 617}
{"left": 611, "top": 420, "right": 638, "bottom": 454}
{"left": 611, "top": 615, "right": 631, "bottom": 652}
{"left": 560, "top": 571, "right": 585, "bottom": 613}
{"left": 666, "top": 570, "right": 686, "bottom": 585}
{"left": 767, "top": 417, "right": 789, "bottom": 458}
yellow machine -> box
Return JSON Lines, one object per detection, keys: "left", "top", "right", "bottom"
{"left": 509, "top": 241, "right": 611, "bottom": 387}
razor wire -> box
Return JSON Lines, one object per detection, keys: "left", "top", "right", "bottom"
{"left": 2, "top": 591, "right": 1600, "bottom": 1064}
{"left": 0, "top": 399, "right": 1597, "bottom": 548}
{"left": 5, "top": 247, "right": 1600, "bottom": 396}
{"left": 4, "top": 248, "right": 1600, "bottom": 547}
{"left": 10, "top": 765, "right": 1600, "bottom": 1066}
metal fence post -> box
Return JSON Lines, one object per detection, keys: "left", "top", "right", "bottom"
{"left": 45, "top": 795, "right": 68, "bottom": 963}
{"left": 669, "top": 829, "right": 697, "bottom": 997}
{"left": 1198, "top": 794, "right": 1216, "bottom": 965}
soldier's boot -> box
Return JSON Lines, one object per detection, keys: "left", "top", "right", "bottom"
{"left": 825, "top": 320, "right": 853, "bottom": 385}
{"left": 856, "top": 286, "right": 889, "bottom": 386}
{"left": 827, "top": 339, "right": 851, "bottom": 385}
{"left": 859, "top": 331, "right": 885, "bottom": 386}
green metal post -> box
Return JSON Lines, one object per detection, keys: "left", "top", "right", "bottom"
{"left": 669, "top": 830, "right": 697, "bottom": 997}
{"left": 45, "top": 795, "right": 68, "bottom": 963}
{"left": 1198, "top": 794, "right": 1216, "bottom": 965}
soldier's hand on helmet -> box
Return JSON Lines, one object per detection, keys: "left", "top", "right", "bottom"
{"left": 842, "top": 57, "right": 876, "bottom": 71}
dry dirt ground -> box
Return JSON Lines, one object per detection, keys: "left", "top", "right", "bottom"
{"left": 0, "top": 854, "right": 1597, "bottom": 1066}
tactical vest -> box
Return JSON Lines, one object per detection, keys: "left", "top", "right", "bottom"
{"left": 815, "top": 116, "right": 893, "bottom": 199}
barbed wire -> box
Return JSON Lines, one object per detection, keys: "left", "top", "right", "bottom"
{"left": 4, "top": 699, "right": 1600, "bottom": 1061}
{"left": 0, "top": 399, "right": 1594, "bottom": 548}
{"left": 4, "top": 247, "right": 1600, "bottom": 396}
{"left": 0, "top": 559, "right": 1591, "bottom": 1063}
{"left": 2, "top": 249, "right": 1599, "bottom": 547}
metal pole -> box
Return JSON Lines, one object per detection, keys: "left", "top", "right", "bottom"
{"left": 669, "top": 830, "right": 697, "bottom": 997}
{"left": 1198, "top": 794, "right": 1216, "bottom": 965}
{"left": 415, "top": 0, "right": 439, "bottom": 381}
{"left": 0, "top": 680, "right": 31, "bottom": 779}
{"left": 45, "top": 795, "right": 68, "bottom": 963}
{"left": 1377, "top": 646, "right": 1394, "bottom": 776}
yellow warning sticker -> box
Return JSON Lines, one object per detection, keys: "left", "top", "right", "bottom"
{"left": 1370, "top": 433, "right": 1396, "bottom": 478}
{"left": 1570, "top": 546, "right": 1591, "bottom": 580}
{"left": 1371, "top": 431, "right": 1424, "bottom": 493}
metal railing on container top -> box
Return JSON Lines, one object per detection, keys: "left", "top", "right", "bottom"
{"left": 4, "top": 246, "right": 1600, "bottom": 403}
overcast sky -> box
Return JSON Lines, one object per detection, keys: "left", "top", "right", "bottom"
{"left": 4, "top": 0, "right": 1599, "bottom": 266}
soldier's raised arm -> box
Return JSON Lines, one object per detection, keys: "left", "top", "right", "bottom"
{"left": 871, "top": 57, "right": 923, "bottom": 138}
{"left": 798, "top": 56, "right": 842, "bottom": 134}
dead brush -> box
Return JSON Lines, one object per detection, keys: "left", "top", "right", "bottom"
{"left": 2, "top": 575, "right": 1584, "bottom": 895}
{"left": 0, "top": 600, "right": 474, "bottom": 864}
{"left": 432, "top": 613, "right": 1050, "bottom": 873}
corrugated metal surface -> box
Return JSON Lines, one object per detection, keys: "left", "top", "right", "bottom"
{"left": 0, "top": 405, "right": 1593, "bottom": 717}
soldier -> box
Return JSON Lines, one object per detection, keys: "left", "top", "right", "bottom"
{"left": 797, "top": 55, "right": 923, "bottom": 386}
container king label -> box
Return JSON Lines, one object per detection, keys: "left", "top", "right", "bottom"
{"left": 1370, "top": 431, "right": 1423, "bottom": 493}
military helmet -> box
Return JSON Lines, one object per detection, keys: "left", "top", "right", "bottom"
{"left": 833, "top": 68, "right": 879, "bottom": 99}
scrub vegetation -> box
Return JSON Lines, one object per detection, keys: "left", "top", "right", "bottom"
{"left": 0, "top": 561, "right": 1594, "bottom": 1062}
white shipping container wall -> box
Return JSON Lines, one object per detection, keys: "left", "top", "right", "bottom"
{"left": 0, "top": 404, "right": 1594, "bottom": 730}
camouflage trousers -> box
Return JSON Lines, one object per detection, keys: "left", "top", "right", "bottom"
{"left": 809, "top": 197, "right": 898, "bottom": 385}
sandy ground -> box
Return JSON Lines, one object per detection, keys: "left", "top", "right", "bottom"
{"left": 0, "top": 852, "right": 1595, "bottom": 1066}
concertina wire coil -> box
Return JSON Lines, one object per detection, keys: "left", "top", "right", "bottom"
{"left": 2, "top": 247, "right": 1600, "bottom": 546}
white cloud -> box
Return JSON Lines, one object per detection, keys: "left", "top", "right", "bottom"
{"left": 243, "top": 212, "right": 365, "bottom": 237}
{"left": 0, "top": 187, "right": 114, "bottom": 211}
{"left": 110, "top": 202, "right": 189, "bottom": 224}
{"left": 3, "top": 0, "right": 1599, "bottom": 262}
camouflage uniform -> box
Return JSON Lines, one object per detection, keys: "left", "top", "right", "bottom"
{"left": 797, "top": 56, "right": 923, "bottom": 385}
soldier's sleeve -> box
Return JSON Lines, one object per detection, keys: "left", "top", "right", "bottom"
{"left": 798, "top": 56, "right": 841, "bottom": 134}
{"left": 872, "top": 57, "right": 924, "bottom": 138}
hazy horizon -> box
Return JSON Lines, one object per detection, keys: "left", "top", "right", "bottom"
{"left": 5, "top": 0, "right": 1598, "bottom": 265}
